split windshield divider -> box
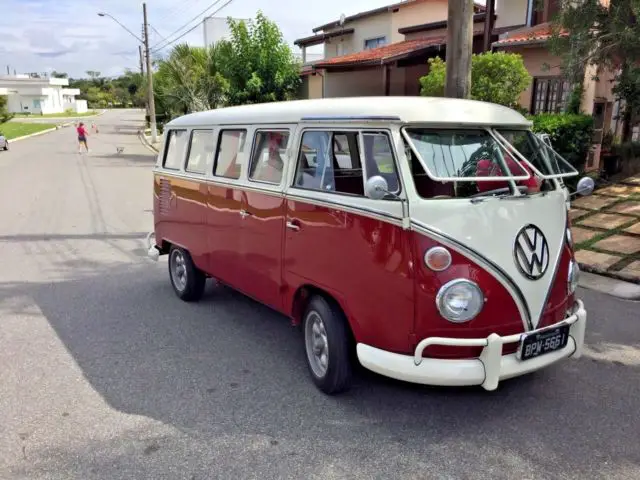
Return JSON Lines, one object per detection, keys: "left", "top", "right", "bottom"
{"left": 490, "top": 128, "right": 579, "bottom": 180}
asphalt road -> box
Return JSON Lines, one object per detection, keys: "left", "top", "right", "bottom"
{"left": 1, "top": 109, "right": 639, "bottom": 480}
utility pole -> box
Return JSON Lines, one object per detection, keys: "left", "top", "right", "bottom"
{"left": 143, "top": 2, "right": 158, "bottom": 143}
{"left": 483, "top": 0, "right": 496, "bottom": 53}
{"left": 445, "top": 0, "right": 474, "bottom": 99}
{"left": 139, "top": 45, "right": 145, "bottom": 75}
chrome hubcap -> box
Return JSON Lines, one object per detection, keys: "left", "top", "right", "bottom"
{"left": 305, "top": 311, "right": 329, "bottom": 378}
{"left": 170, "top": 250, "right": 187, "bottom": 291}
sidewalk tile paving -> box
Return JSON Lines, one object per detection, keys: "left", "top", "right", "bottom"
{"left": 568, "top": 208, "right": 590, "bottom": 222}
{"left": 624, "top": 223, "right": 640, "bottom": 235}
{"left": 578, "top": 213, "right": 633, "bottom": 229}
{"left": 570, "top": 173, "right": 640, "bottom": 283}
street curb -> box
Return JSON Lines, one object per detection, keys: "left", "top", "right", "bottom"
{"left": 137, "top": 130, "right": 159, "bottom": 154}
{"left": 578, "top": 270, "right": 640, "bottom": 301}
{"left": 8, "top": 123, "right": 72, "bottom": 143}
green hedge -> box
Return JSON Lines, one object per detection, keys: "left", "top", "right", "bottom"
{"left": 529, "top": 113, "right": 594, "bottom": 172}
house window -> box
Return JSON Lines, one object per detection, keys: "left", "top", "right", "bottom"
{"left": 337, "top": 42, "right": 345, "bottom": 56}
{"left": 364, "top": 36, "right": 386, "bottom": 50}
{"left": 531, "top": 77, "right": 571, "bottom": 114}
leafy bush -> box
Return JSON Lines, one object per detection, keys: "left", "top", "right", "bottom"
{"left": 420, "top": 52, "right": 531, "bottom": 108}
{"left": 0, "top": 95, "right": 13, "bottom": 123}
{"left": 529, "top": 113, "right": 594, "bottom": 172}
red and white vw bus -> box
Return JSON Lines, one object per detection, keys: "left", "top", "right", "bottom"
{"left": 147, "top": 97, "right": 593, "bottom": 395}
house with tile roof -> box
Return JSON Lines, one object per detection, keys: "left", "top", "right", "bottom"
{"left": 296, "top": 0, "right": 620, "bottom": 173}
{"left": 295, "top": 0, "right": 488, "bottom": 99}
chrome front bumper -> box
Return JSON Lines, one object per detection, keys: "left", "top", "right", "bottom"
{"left": 357, "top": 299, "right": 587, "bottom": 391}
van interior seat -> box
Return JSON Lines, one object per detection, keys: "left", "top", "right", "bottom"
{"left": 413, "top": 173, "right": 455, "bottom": 199}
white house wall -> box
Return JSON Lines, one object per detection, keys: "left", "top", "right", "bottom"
{"left": 324, "top": 12, "right": 392, "bottom": 59}
{"left": 495, "top": 0, "right": 529, "bottom": 29}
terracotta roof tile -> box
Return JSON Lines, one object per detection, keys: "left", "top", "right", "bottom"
{"left": 493, "top": 22, "right": 567, "bottom": 47}
{"left": 313, "top": 26, "right": 484, "bottom": 69}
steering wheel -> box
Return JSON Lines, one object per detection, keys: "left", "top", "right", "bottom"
{"left": 470, "top": 186, "right": 529, "bottom": 198}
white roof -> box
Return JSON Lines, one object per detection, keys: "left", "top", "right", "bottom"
{"left": 165, "top": 97, "right": 532, "bottom": 128}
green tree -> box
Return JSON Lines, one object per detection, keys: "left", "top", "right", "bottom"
{"left": 154, "top": 43, "right": 229, "bottom": 118}
{"left": 549, "top": 0, "right": 640, "bottom": 139}
{"left": 219, "top": 11, "right": 301, "bottom": 105}
{"left": 420, "top": 52, "right": 531, "bottom": 108}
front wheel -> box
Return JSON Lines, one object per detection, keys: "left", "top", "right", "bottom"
{"left": 168, "top": 246, "right": 206, "bottom": 302}
{"left": 3, "top": 142, "right": 8, "bottom": 151}
{"left": 303, "top": 295, "right": 352, "bottom": 395}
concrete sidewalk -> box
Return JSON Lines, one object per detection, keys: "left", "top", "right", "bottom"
{"left": 570, "top": 173, "right": 640, "bottom": 284}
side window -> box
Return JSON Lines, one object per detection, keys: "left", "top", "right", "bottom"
{"left": 214, "top": 129, "right": 246, "bottom": 179}
{"left": 362, "top": 132, "right": 400, "bottom": 193}
{"left": 294, "top": 131, "right": 364, "bottom": 196}
{"left": 163, "top": 129, "right": 188, "bottom": 170}
{"left": 249, "top": 130, "right": 290, "bottom": 184}
{"left": 185, "top": 129, "right": 214, "bottom": 174}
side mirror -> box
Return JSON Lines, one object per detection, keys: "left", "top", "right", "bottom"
{"left": 364, "top": 175, "right": 390, "bottom": 200}
{"left": 574, "top": 176, "right": 595, "bottom": 197}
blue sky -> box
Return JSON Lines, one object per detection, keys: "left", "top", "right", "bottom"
{"left": 0, "top": 0, "right": 404, "bottom": 78}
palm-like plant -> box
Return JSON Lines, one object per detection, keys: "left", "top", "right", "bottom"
{"left": 155, "top": 43, "right": 229, "bottom": 119}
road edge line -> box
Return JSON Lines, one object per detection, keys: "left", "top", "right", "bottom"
{"left": 578, "top": 270, "right": 640, "bottom": 301}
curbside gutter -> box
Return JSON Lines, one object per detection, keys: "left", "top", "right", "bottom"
{"left": 137, "top": 130, "right": 160, "bottom": 154}
{"left": 578, "top": 269, "right": 640, "bottom": 301}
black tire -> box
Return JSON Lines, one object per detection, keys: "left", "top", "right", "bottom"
{"left": 3, "top": 142, "right": 8, "bottom": 151}
{"left": 303, "top": 295, "right": 352, "bottom": 395}
{"left": 168, "top": 245, "right": 206, "bottom": 302}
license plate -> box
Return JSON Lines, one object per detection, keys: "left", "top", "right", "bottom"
{"left": 519, "top": 324, "right": 570, "bottom": 361}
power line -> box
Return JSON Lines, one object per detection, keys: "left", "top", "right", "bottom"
{"left": 150, "top": 0, "right": 234, "bottom": 52}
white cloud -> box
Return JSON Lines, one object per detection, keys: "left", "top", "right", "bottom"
{"left": 0, "top": 0, "right": 394, "bottom": 77}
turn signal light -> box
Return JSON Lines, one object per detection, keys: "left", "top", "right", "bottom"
{"left": 424, "top": 246, "right": 452, "bottom": 272}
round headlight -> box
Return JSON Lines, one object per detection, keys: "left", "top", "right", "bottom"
{"left": 436, "top": 279, "right": 484, "bottom": 323}
{"left": 568, "top": 260, "right": 579, "bottom": 294}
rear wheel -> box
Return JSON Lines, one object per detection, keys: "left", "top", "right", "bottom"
{"left": 168, "top": 246, "right": 205, "bottom": 302}
{"left": 303, "top": 295, "right": 352, "bottom": 394}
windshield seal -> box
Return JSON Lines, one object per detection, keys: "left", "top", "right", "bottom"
{"left": 492, "top": 128, "right": 579, "bottom": 180}
{"left": 401, "top": 127, "right": 532, "bottom": 183}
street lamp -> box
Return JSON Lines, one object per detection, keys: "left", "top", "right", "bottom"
{"left": 97, "top": 5, "right": 158, "bottom": 143}
{"left": 97, "top": 12, "right": 143, "bottom": 43}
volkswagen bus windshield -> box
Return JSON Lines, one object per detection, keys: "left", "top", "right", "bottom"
{"left": 402, "top": 128, "right": 531, "bottom": 182}
{"left": 493, "top": 129, "right": 578, "bottom": 179}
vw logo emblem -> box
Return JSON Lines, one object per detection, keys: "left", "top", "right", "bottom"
{"left": 513, "top": 224, "right": 549, "bottom": 280}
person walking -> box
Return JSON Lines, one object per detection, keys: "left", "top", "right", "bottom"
{"left": 77, "top": 122, "right": 89, "bottom": 153}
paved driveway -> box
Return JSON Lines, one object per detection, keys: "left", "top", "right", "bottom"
{"left": 0, "top": 109, "right": 639, "bottom": 479}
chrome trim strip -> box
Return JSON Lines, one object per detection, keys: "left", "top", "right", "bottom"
{"left": 411, "top": 220, "right": 533, "bottom": 330}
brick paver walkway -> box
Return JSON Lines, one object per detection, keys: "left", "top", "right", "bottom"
{"left": 570, "top": 173, "right": 640, "bottom": 283}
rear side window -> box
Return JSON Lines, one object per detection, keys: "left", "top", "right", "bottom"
{"left": 163, "top": 129, "right": 188, "bottom": 170}
{"left": 214, "top": 130, "right": 246, "bottom": 179}
{"left": 294, "top": 131, "right": 364, "bottom": 196}
{"left": 249, "top": 130, "right": 290, "bottom": 184}
{"left": 185, "top": 129, "right": 214, "bottom": 174}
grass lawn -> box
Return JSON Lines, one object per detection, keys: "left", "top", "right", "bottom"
{"left": 13, "top": 110, "right": 98, "bottom": 118}
{"left": 0, "top": 122, "right": 57, "bottom": 139}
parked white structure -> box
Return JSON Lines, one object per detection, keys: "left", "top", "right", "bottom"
{"left": 0, "top": 75, "right": 86, "bottom": 115}
{"left": 202, "top": 16, "right": 251, "bottom": 46}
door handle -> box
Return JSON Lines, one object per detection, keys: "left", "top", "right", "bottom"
{"left": 286, "top": 220, "right": 300, "bottom": 232}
